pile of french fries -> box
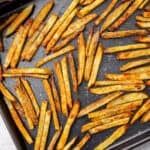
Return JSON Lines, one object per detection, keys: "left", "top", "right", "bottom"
{"left": 0, "top": 0, "right": 150, "bottom": 149}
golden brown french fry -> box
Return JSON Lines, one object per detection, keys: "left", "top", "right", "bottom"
{"left": 54, "top": 62, "right": 68, "bottom": 117}
{"left": 109, "top": 0, "right": 144, "bottom": 31}
{"left": 88, "top": 44, "right": 103, "bottom": 88}
{"left": 130, "top": 99, "right": 150, "bottom": 124}
{"left": 136, "top": 21, "right": 150, "bottom": 28}
{"left": 80, "top": 0, "right": 95, "bottom": 6}
{"left": 78, "top": 92, "right": 122, "bottom": 118}
{"left": 0, "top": 36, "right": 3, "bottom": 51}
{"left": 125, "top": 65, "right": 150, "bottom": 73}
{"left": 94, "top": 125, "right": 128, "bottom": 150}
{"left": 56, "top": 100, "right": 80, "bottom": 150}
{"left": 142, "top": 11, "right": 150, "bottom": 18}
{"left": 42, "top": 79, "right": 60, "bottom": 130}
{"left": 62, "top": 13, "right": 97, "bottom": 39}
{"left": 100, "top": 1, "right": 131, "bottom": 32}
{"left": 42, "top": 0, "right": 80, "bottom": 47}
{"left": 145, "top": 80, "right": 150, "bottom": 86}
{"left": 77, "top": 32, "right": 86, "bottom": 85}
{"left": 34, "top": 101, "right": 48, "bottom": 150}
{"left": 136, "top": 36, "right": 150, "bottom": 43}
{"left": 77, "top": 0, "right": 104, "bottom": 17}
{"left": 4, "top": 97, "right": 33, "bottom": 144}
{"left": 95, "top": 0, "right": 118, "bottom": 25}
{"left": 28, "top": 0, "right": 54, "bottom": 37}
{"left": 40, "top": 110, "right": 51, "bottom": 150}
{"left": 139, "top": 0, "right": 149, "bottom": 9}
{"left": 36, "top": 45, "right": 75, "bottom": 67}
{"left": 136, "top": 16, "right": 150, "bottom": 22}
{"left": 120, "top": 58, "right": 150, "bottom": 71}
{"left": 145, "top": 4, "right": 150, "bottom": 11}
{"left": 5, "top": 4, "right": 34, "bottom": 36}
{"left": 141, "top": 110, "right": 150, "bottom": 123}
{"left": 61, "top": 57, "right": 72, "bottom": 109}
{"left": 68, "top": 53, "right": 78, "bottom": 92}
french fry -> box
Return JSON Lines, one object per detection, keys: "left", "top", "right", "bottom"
{"left": 145, "top": 4, "right": 150, "bottom": 11}
{"left": 73, "top": 133, "right": 91, "bottom": 149}
{"left": 64, "top": 136, "right": 78, "bottom": 150}
{"left": 42, "top": 0, "right": 80, "bottom": 47}
{"left": 109, "top": 0, "right": 144, "bottom": 31}
{"left": 42, "top": 79, "right": 60, "bottom": 130}
{"left": 100, "top": 1, "right": 131, "bottom": 32}
{"left": 84, "top": 30, "right": 99, "bottom": 81}
{"left": 68, "top": 53, "right": 78, "bottom": 92}
{"left": 139, "top": 0, "right": 149, "bottom": 9}
{"left": 36, "top": 45, "right": 75, "bottom": 67}
{"left": 77, "top": 0, "right": 104, "bottom": 17}
{"left": 130, "top": 99, "right": 150, "bottom": 124}
{"left": 78, "top": 92, "right": 122, "bottom": 118}
{"left": 4, "top": 97, "right": 33, "bottom": 144}
{"left": 88, "top": 44, "right": 103, "bottom": 87}
{"left": 80, "top": 0, "right": 95, "bottom": 6}
{"left": 62, "top": 13, "right": 98, "bottom": 39}
{"left": 28, "top": 0, "right": 54, "bottom": 37}
{"left": 77, "top": 32, "right": 86, "bottom": 85}
{"left": 61, "top": 57, "right": 72, "bottom": 109}
{"left": 136, "top": 16, "right": 150, "bottom": 22}
{"left": 0, "top": 36, "right": 3, "bottom": 51}
{"left": 117, "top": 48, "right": 150, "bottom": 60}
{"left": 101, "top": 30, "right": 149, "bottom": 39}
{"left": 125, "top": 65, "right": 150, "bottom": 73}
{"left": 142, "top": 11, "right": 150, "bottom": 18}
{"left": 136, "top": 36, "right": 150, "bottom": 43}
{"left": 5, "top": 4, "right": 34, "bottom": 36}
{"left": 94, "top": 125, "right": 128, "bottom": 150}
{"left": 47, "top": 127, "right": 62, "bottom": 150}
{"left": 46, "top": 8, "right": 77, "bottom": 53}
{"left": 56, "top": 100, "right": 80, "bottom": 150}
{"left": 107, "top": 92, "right": 148, "bottom": 108}
{"left": 136, "top": 21, "right": 150, "bottom": 28}
{"left": 141, "top": 110, "right": 150, "bottom": 123}
{"left": 34, "top": 101, "right": 48, "bottom": 150}
{"left": 54, "top": 62, "right": 68, "bottom": 117}
{"left": 95, "top": 0, "right": 118, "bottom": 26}
{"left": 40, "top": 110, "right": 51, "bottom": 150}
{"left": 0, "top": 63, "right": 3, "bottom": 81}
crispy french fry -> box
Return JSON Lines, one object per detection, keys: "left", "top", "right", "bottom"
{"left": 139, "top": 0, "right": 149, "bottom": 9}
{"left": 136, "top": 16, "right": 150, "bottom": 22}
{"left": 100, "top": 1, "right": 131, "bottom": 32}
{"left": 125, "top": 65, "right": 150, "bottom": 73}
{"left": 142, "top": 11, "right": 150, "bottom": 18}
{"left": 136, "top": 36, "right": 150, "bottom": 43}
{"left": 77, "top": 32, "right": 86, "bottom": 85}
{"left": 80, "top": 0, "right": 95, "bottom": 6}
{"left": 120, "top": 58, "right": 150, "bottom": 71}
{"left": 136, "top": 21, "right": 150, "bottom": 28}
{"left": 88, "top": 44, "right": 103, "bottom": 87}
{"left": 0, "top": 36, "right": 3, "bottom": 51}
{"left": 34, "top": 101, "right": 48, "bottom": 150}
{"left": 54, "top": 62, "right": 68, "bottom": 117}
{"left": 5, "top": 4, "right": 34, "bottom": 36}
{"left": 145, "top": 4, "right": 150, "bottom": 11}
{"left": 61, "top": 57, "right": 72, "bottom": 109}
{"left": 141, "top": 110, "right": 150, "bottom": 123}
{"left": 78, "top": 92, "right": 122, "bottom": 118}
{"left": 68, "top": 53, "right": 78, "bottom": 92}
{"left": 28, "top": 0, "right": 54, "bottom": 37}
{"left": 4, "top": 97, "right": 33, "bottom": 144}
{"left": 62, "top": 13, "right": 97, "bottom": 39}
{"left": 107, "top": 92, "right": 148, "bottom": 108}
{"left": 36, "top": 45, "right": 75, "bottom": 67}
{"left": 77, "top": 0, "right": 104, "bottom": 17}
{"left": 94, "top": 125, "right": 128, "bottom": 150}
{"left": 56, "top": 100, "right": 80, "bottom": 150}
{"left": 145, "top": 80, "right": 150, "bottom": 86}
{"left": 42, "top": 0, "right": 80, "bottom": 47}
{"left": 40, "top": 110, "right": 51, "bottom": 150}
{"left": 130, "top": 99, "right": 150, "bottom": 124}
{"left": 109, "top": 0, "right": 144, "bottom": 31}
{"left": 43, "top": 79, "right": 60, "bottom": 130}
{"left": 95, "top": 0, "right": 118, "bottom": 26}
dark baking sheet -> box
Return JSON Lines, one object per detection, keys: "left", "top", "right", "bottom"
{"left": 0, "top": 0, "right": 150, "bottom": 150}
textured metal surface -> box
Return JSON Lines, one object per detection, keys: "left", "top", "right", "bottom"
{"left": 0, "top": 0, "right": 150, "bottom": 150}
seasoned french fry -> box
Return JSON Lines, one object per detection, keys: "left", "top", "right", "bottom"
{"left": 62, "top": 13, "right": 97, "bottom": 39}
{"left": 0, "top": 36, "right": 3, "bottom": 51}
{"left": 77, "top": 0, "right": 104, "bottom": 17}
{"left": 77, "top": 32, "right": 86, "bottom": 85}
{"left": 34, "top": 101, "right": 48, "bottom": 150}
{"left": 5, "top": 4, "right": 34, "bottom": 36}
{"left": 4, "top": 97, "right": 33, "bottom": 144}
{"left": 43, "top": 79, "right": 60, "bottom": 130}
{"left": 78, "top": 92, "right": 122, "bottom": 118}
{"left": 136, "top": 36, "right": 150, "bottom": 43}
{"left": 109, "top": 0, "right": 144, "bottom": 31}
{"left": 136, "top": 16, "right": 150, "bottom": 22}
{"left": 36, "top": 45, "right": 75, "bottom": 67}
{"left": 54, "top": 62, "right": 68, "bottom": 117}
{"left": 94, "top": 125, "right": 128, "bottom": 150}
{"left": 40, "top": 110, "right": 51, "bottom": 150}
{"left": 100, "top": 1, "right": 131, "bottom": 32}
{"left": 88, "top": 44, "right": 103, "bottom": 88}
{"left": 142, "top": 11, "right": 150, "bottom": 18}
{"left": 68, "top": 53, "right": 78, "bottom": 92}
{"left": 42, "top": 0, "right": 80, "bottom": 47}
{"left": 56, "top": 100, "right": 80, "bottom": 150}
{"left": 95, "top": 0, "right": 118, "bottom": 26}
{"left": 80, "top": 0, "right": 95, "bottom": 6}
{"left": 136, "top": 21, "right": 150, "bottom": 28}
{"left": 130, "top": 99, "right": 150, "bottom": 124}
{"left": 125, "top": 65, "right": 150, "bottom": 73}
{"left": 139, "top": 0, "right": 149, "bottom": 9}
{"left": 28, "top": 0, "right": 54, "bottom": 37}
{"left": 145, "top": 4, "right": 150, "bottom": 11}
{"left": 141, "top": 110, "right": 150, "bottom": 123}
